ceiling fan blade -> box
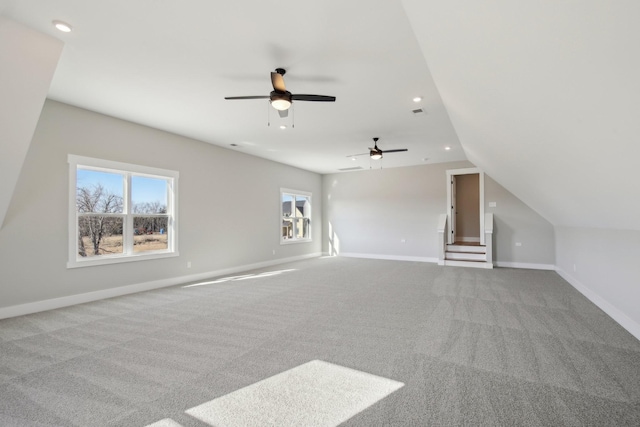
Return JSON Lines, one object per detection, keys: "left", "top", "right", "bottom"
{"left": 278, "top": 109, "right": 289, "bottom": 118}
{"left": 224, "top": 95, "right": 270, "bottom": 100}
{"left": 381, "top": 149, "right": 408, "bottom": 153}
{"left": 291, "top": 94, "right": 336, "bottom": 102}
{"left": 271, "top": 72, "right": 286, "bottom": 92}
{"left": 346, "top": 153, "right": 368, "bottom": 157}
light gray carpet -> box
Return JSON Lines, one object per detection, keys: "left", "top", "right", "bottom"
{"left": 1, "top": 257, "right": 639, "bottom": 426}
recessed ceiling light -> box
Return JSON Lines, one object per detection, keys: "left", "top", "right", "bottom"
{"left": 444, "top": 146, "right": 451, "bottom": 151}
{"left": 52, "top": 20, "right": 72, "bottom": 33}
{"left": 351, "top": 157, "right": 357, "bottom": 161}
{"left": 413, "top": 96, "right": 422, "bottom": 103}
{"left": 280, "top": 125, "right": 287, "bottom": 130}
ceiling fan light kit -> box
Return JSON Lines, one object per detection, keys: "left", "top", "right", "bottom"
{"left": 270, "top": 92, "right": 292, "bottom": 111}
{"left": 370, "top": 150, "right": 383, "bottom": 160}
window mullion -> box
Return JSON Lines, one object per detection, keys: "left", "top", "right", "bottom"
{"left": 124, "top": 173, "right": 133, "bottom": 255}
{"left": 294, "top": 195, "right": 300, "bottom": 239}
{"left": 167, "top": 179, "right": 174, "bottom": 252}
{"left": 290, "top": 195, "right": 295, "bottom": 240}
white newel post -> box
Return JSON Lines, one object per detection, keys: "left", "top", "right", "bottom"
{"left": 484, "top": 213, "right": 494, "bottom": 266}
{"left": 438, "top": 214, "right": 448, "bottom": 265}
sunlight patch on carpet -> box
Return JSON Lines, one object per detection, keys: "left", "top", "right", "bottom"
{"left": 146, "top": 419, "right": 184, "bottom": 427}
{"left": 185, "top": 360, "right": 404, "bottom": 426}
{"left": 183, "top": 269, "right": 297, "bottom": 288}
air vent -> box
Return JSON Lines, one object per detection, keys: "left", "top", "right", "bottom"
{"left": 338, "top": 166, "right": 363, "bottom": 171}
{"left": 412, "top": 108, "right": 425, "bottom": 115}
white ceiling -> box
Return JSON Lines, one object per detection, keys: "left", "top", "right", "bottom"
{"left": 1, "top": 0, "right": 465, "bottom": 174}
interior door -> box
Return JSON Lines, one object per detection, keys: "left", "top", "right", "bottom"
{"left": 446, "top": 168, "right": 485, "bottom": 246}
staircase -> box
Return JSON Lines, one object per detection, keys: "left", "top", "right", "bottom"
{"left": 444, "top": 243, "right": 493, "bottom": 269}
{"left": 437, "top": 213, "right": 494, "bottom": 269}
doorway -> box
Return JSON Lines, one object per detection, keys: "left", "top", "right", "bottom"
{"left": 446, "top": 168, "right": 485, "bottom": 245}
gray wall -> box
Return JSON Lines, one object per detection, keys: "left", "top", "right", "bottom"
{"left": 555, "top": 226, "right": 640, "bottom": 336}
{"left": 323, "top": 162, "right": 555, "bottom": 265}
{"left": 0, "top": 100, "right": 322, "bottom": 309}
{"left": 485, "top": 175, "right": 555, "bottom": 266}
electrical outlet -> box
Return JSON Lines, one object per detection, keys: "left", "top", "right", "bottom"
{"left": 272, "top": 249, "right": 276, "bottom": 255}
{"left": 187, "top": 261, "right": 192, "bottom": 268}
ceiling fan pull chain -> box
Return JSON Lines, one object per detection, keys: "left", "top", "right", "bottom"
{"left": 267, "top": 101, "right": 271, "bottom": 127}
{"left": 292, "top": 104, "right": 295, "bottom": 128}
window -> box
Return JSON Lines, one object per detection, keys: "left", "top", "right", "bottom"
{"left": 68, "top": 155, "right": 178, "bottom": 268}
{"left": 281, "top": 189, "right": 311, "bottom": 243}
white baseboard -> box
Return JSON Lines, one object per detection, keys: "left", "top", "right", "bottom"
{"left": 0, "top": 252, "right": 322, "bottom": 320}
{"left": 556, "top": 268, "right": 640, "bottom": 341}
{"left": 337, "top": 254, "right": 555, "bottom": 270}
{"left": 339, "top": 252, "right": 438, "bottom": 263}
{"left": 495, "top": 261, "right": 556, "bottom": 270}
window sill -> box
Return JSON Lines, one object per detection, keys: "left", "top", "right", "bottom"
{"left": 67, "top": 250, "right": 179, "bottom": 269}
{"left": 280, "top": 239, "right": 312, "bottom": 245}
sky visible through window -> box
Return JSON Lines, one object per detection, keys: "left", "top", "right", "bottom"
{"left": 132, "top": 176, "right": 167, "bottom": 206}
{"left": 77, "top": 169, "right": 167, "bottom": 205}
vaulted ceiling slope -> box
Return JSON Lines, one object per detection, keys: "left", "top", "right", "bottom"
{"left": 403, "top": 0, "right": 640, "bottom": 230}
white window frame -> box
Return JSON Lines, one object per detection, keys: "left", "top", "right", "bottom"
{"left": 68, "top": 155, "right": 179, "bottom": 268}
{"left": 280, "top": 188, "right": 312, "bottom": 244}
